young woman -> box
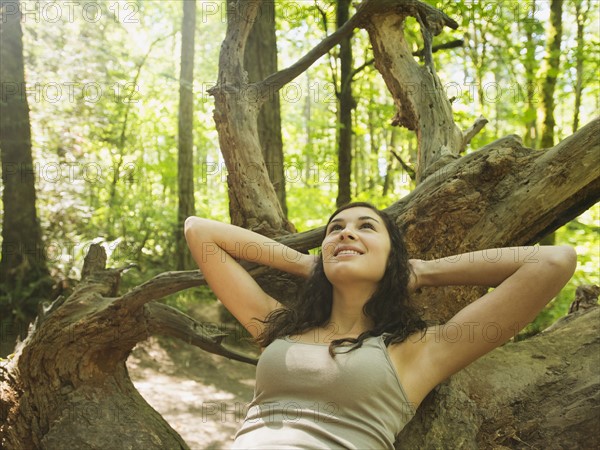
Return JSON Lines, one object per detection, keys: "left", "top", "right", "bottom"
{"left": 184, "top": 202, "right": 577, "bottom": 449}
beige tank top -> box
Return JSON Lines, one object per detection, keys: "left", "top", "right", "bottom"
{"left": 231, "top": 333, "right": 415, "bottom": 449}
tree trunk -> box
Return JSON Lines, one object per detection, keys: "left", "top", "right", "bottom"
{"left": 276, "top": 118, "right": 600, "bottom": 323}
{"left": 382, "top": 127, "right": 398, "bottom": 196}
{"left": 336, "top": 0, "right": 355, "bottom": 207}
{"left": 0, "top": 1, "right": 50, "bottom": 313}
{"left": 523, "top": 1, "right": 540, "bottom": 148}
{"left": 463, "top": 2, "right": 489, "bottom": 114}
{"left": 572, "top": 0, "right": 589, "bottom": 133}
{"left": 537, "top": 0, "right": 561, "bottom": 247}
{"left": 209, "top": 0, "right": 294, "bottom": 236}
{"left": 540, "top": 0, "right": 563, "bottom": 148}
{"left": 0, "top": 245, "right": 257, "bottom": 449}
{"left": 176, "top": 0, "right": 197, "bottom": 270}
{"left": 209, "top": 0, "right": 463, "bottom": 227}
{"left": 360, "top": 4, "right": 466, "bottom": 183}
{"left": 303, "top": 75, "right": 313, "bottom": 186}
{"left": 244, "top": 0, "right": 288, "bottom": 217}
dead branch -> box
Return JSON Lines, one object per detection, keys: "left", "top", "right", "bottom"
{"left": 462, "top": 115, "right": 489, "bottom": 151}
{"left": 145, "top": 302, "right": 258, "bottom": 365}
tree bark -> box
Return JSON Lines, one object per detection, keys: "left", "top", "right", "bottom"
{"left": 359, "top": 4, "right": 466, "bottom": 183}
{"left": 336, "top": 0, "right": 355, "bottom": 207}
{"left": 244, "top": 1, "right": 288, "bottom": 218}
{"left": 211, "top": 0, "right": 464, "bottom": 228}
{"left": 176, "top": 0, "right": 197, "bottom": 270}
{"left": 0, "top": 0, "right": 51, "bottom": 316}
{"left": 0, "top": 245, "right": 257, "bottom": 449}
{"left": 209, "top": 0, "right": 294, "bottom": 236}
{"left": 278, "top": 118, "right": 600, "bottom": 323}
{"left": 540, "top": 0, "right": 563, "bottom": 148}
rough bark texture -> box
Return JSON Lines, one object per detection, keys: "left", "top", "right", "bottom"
{"left": 361, "top": 4, "right": 464, "bottom": 183}
{"left": 274, "top": 118, "right": 600, "bottom": 323}
{"left": 395, "top": 305, "right": 600, "bottom": 449}
{"left": 176, "top": 0, "right": 197, "bottom": 270}
{"left": 210, "top": 0, "right": 462, "bottom": 228}
{"left": 244, "top": 0, "right": 288, "bottom": 217}
{"left": 210, "top": 0, "right": 294, "bottom": 236}
{"left": 0, "top": 245, "right": 257, "bottom": 449}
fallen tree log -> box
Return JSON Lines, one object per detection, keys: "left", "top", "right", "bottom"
{"left": 0, "top": 244, "right": 257, "bottom": 449}
{"left": 1, "top": 250, "right": 597, "bottom": 448}
{"left": 1, "top": 115, "right": 598, "bottom": 447}
{"left": 85, "top": 118, "right": 599, "bottom": 323}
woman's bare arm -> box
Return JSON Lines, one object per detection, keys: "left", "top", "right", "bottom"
{"left": 184, "top": 217, "right": 317, "bottom": 338}
{"left": 396, "top": 245, "right": 577, "bottom": 407}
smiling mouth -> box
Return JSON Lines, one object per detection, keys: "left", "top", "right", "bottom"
{"left": 334, "top": 249, "right": 363, "bottom": 257}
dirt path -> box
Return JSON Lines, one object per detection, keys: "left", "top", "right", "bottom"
{"left": 127, "top": 336, "right": 257, "bottom": 449}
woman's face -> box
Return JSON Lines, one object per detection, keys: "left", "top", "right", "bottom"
{"left": 321, "top": 206, "right": 392, "bottom": 286}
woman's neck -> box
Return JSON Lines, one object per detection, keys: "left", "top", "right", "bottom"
{"left": 327, "top": 284, "right": 374, "bottom": 335}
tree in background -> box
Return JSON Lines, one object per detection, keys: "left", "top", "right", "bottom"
{"left": 0, "top": 0, "right": 51, "bottom": 324}
{"left": 540, "top": 0, "right": 563, "bottom": 148}
{"left": 571, "top": 0, "right": 593, "bottom": 133}
{"left": 210, "top": 2, "right": 294, "bottom": 236}
{"left": 522, "top": 1, "right": 542, "bottom": 147}
{"left": 244, "top": 0, "right": 288, "bottom": 217}
{"left": 176, "top": 0, "right": 197, "bottom": 270}
{"left": 335, "top": 0, "right": 356, "bottom": 207}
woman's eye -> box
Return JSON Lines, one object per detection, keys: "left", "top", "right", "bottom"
{"left": 360, "top": 222, "right": 375, "bottom": 230}
{"left": 328, "top": 224, "right": 343, "bottom": 233}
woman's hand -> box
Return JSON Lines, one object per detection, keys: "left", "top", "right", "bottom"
{"left": 184, "top": 217, "right": 317, "bottom": 337}
{"left": 302, "top": 253, "right": 320, "bottom": 279}
{"left": 408, "top": 258, "right": 423, "bottom": 294}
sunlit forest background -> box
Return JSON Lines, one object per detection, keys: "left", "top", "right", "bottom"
{"left": 1, "top": 0, "right": 598, "bottom": 335}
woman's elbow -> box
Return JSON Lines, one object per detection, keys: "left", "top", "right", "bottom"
{"left": 184, "top": 216, "right": 205, "bottom": 242}
{"left": 548, "top": 245, "right": 578, "bottom": 278}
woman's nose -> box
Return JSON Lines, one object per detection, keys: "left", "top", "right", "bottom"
{"left": 340, "top": 227, "right": 356, "bottom": 240}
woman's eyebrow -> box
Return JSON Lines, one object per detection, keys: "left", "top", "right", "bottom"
{"left": 329, "top": 216, "right": 380, "bottom": 224}
{"left": 358, "top": 216, "right": 380, "bottom": 223}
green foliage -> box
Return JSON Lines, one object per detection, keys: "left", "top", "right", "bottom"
{"left": 8, "top": 0, "right": 598, "bottom": 332}
{"left": 19, "top": 1, "right": 226, "bottom": 287}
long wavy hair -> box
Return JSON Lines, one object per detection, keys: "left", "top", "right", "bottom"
{"left": 256, "top": 202, "right": 427, "bottom": 357}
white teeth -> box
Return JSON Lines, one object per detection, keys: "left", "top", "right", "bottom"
{"left": 336, "top": 250, "right": 361, "bottom": 256}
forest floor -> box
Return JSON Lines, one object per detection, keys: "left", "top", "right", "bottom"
{"left": 126, "top": 302, "right": 258, "bottom": 450}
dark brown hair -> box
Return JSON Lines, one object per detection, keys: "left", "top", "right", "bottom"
{"left": 256, "top": 202, "right": 427, "bottom": 356}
